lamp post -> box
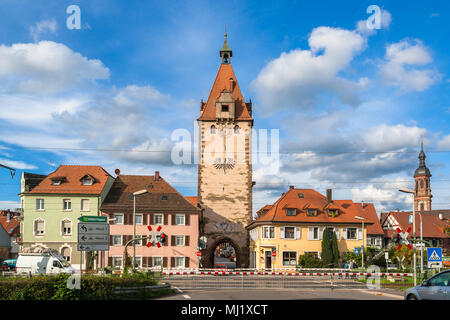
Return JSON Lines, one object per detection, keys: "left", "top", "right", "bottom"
{"left": 133, "top": 189, "right": 148, "bottom": 270}
{"left": 399, "top": 188, "right": 417, "bottom": 286}
{"left": 355, "top": 216, "right": 365, "bottom": 269}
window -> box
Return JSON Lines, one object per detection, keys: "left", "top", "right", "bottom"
{"left": 112, "top": 235, "right": 122, "bottom": 246}
{"left": 162, "top": 195, "right": 168, "bottom": 201}
{"left": 114, "top": 214, "right": 124, "bottom": 225}
{"left": 286, "top": 209, "right": 296, "bottom": 216}
{"left": 175, "top": 235, "right": 185, "bottom": 246}
{"left": 298, "top": 193, "right": 304, "bottom": 198}
{"left": 61, "top": 247, "right": 71, "bottom": 262}
{"left": 51, "top": 180, "right": 61, "bottom": 186}
{"left": 135, "top": 238, "right": 142, "bottom": 246}
{"left": 175, "top": 214, "right": 185, "bottom": 225}
{"left": 133, "top": 257, "right": 142, "bottom": 268}
{"left": 174, "top": 257, "right": 185, "bottom": 268}
{"left": 211, "top": 125, "right": 215, "bottom": 134}
{"left": 284, "top": 227, "right": 295, "bottom": 239}
{"left": 62, "top": 220, "right": 72, "bottom": 235}
{"left": 347, "top": 228, "right": 357, "bottom": 240}
{"left": 112, "top": 257, "right": 123, "bottom": 268}
{"left": 63, "top": 199, "right": 71, "bottom": 211}
{"left": 152, "top": 257, "right": 163, "bottom": 268}
{"left": 34, "top": 219, "right": 45, "bottom": 235}
{"left": 262, "top": 226, "right": 275, "bottom": 239}
{"left": 36, "top": 199, "right": 44, "bottom": 210}
{"left": 154, "top": 214, "right": 163, "bottom": 225}
{"left": 221, "top": 105, "right": 229, "bottom": 112}
{"left": 135, "top": 214, "right": 143, "bottom": 225}
{"left": 312, "top": 227, "right": 319, "bottom": 240}
{"left": 328, "top": 209, "right": 338, "bottom": 217}
{"left": 234, "top": 125, "right": 239, "bottom": 134}
{"left": 307, "top": 209, "right": 317, "bottom": 216}
{"left": 81, "top": 178, "right": 93, "bottom": 186}
{"left": 283, "top": 252, "right": 297, "bottom": 266}
{"left": 81, "top": 199, "right": 90, "bottom": 211}
{"left": 428, "top": 272, "right": 450, "bottom": 287}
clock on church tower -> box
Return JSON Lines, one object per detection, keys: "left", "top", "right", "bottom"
{"left": 197, "top": 32, "right": 254, "bottom": 268}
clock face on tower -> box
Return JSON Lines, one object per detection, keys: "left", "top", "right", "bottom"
{"left": 214, "top": 158, "right": 235, "bottom": 173}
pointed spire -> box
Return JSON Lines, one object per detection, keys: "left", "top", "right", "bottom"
{"left": 220, "top": 28, "right": 232, "bottom": 64}
{"left": 415, "top": 141, "right": 431, "bottom": 177}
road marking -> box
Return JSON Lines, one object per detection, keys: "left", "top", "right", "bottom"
{"left": 183, "top": 295, "right": 191, "bottom": 299}
{"left": 359, "top": 289, "right": 403, "bottom": 299}
{"left": 173, "top": 286, "right": 183, "bottom": 293}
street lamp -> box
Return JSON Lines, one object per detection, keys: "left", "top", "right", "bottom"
{"left": 399, "top": 187, "right": 417, "bottom": 286}
{"left": 133, "top": 189, "right": 148, "bottom": 270}
{"left": 355, "top": 216, "right": 365, "bottom": 269}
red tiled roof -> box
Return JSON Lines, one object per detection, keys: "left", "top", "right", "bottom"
{"left": 198, "top": 63, "right": 252, "bottom": 121}
{"left": 0, "top": 216, "right": 20, "bottom": 236}
{"left": 360, "top": 203, "right": 384, "bottom": 235}
{"left": 248, "top": 189, "right": 378, "bottom": 228}
{"left": 30, "top": 165, "right": 112, "bottom": 195}
{"left": 385, "top": 211, "right": 449, "bottom": 239}
{"left": 185, "top": 196, "right": 198, "bottom": 207}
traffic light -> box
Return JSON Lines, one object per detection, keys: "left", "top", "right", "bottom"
{"left": 392, "top": 232, "right": 401, "bottom": 244}
{"left": 158, "top": 233, "right": 167, "bottom": 244}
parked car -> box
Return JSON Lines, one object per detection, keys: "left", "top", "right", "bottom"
{"left": 16, "top": 252, "right": 74, "bottom": 275}
{"left": 2, "top": 259, "right": 17, "bottom": 271}
{"left": 404, "top": 270, "right": 450, "bottom": 300}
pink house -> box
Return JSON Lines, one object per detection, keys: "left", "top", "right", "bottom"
{"left": 100, "top": 172, "right": 200, "bottom": 269}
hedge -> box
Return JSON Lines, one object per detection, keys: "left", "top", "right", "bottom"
{"left": 0, "top": 273, "right": 173, "bottom": 300}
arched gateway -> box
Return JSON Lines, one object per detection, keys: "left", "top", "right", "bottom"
{"left": 197, "top": 33, "right": 253, "bottom": 268}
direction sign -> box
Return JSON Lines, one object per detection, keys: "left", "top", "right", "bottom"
{"left": 78, "top": 234, "right": 109, "bottom": 243}
{"left": 77, "top": 244, "right": 109, "bottom": 251}
{"left": 77, "top": 222, "right": 110, "bottom": 252}
{"left": 78, "top": 223, "right": 109, "bottom": 235}
{"left": 78, "top": 216, "right": 107, "bottom": 223}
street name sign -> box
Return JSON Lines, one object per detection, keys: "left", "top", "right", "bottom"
{"left": 77, "top": 221, "right": 110, "bottom": 252}
{"left": 427, "top": 247, "right": 442, "bottom": 268}
{"left": 78, "top": 216, "right": 107, "bottom": 223}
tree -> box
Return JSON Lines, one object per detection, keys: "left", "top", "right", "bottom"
{"left": 321, "top": 227, "right": 334, "bottom": 267}
{"left": 330, "top": 229, "right": 340, "bottom": 267}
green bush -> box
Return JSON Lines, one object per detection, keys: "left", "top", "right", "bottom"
{"left": 298, "top": 253, "right": 323, "bottom": 268}
{"left": 0, "top": 272, "right": 170, "bottom": 300}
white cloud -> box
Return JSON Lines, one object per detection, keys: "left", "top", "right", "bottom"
{"left": 0, "top": 201, "right": 21, "bottom": 210}
{"left": 380, "top": 39, "right": 441, "bottom": 91}
{"left": 363, "top": 124, "right": 426, "bottom": 151}
{"left": 437, "top": 134, "right": 450, "bottom": 149}
{"left": 0, "top": 41, "right": 109, "bottom": 94}
{"left": 251, "top": 26, "right": 366, "bottom": 111}
{"left": 0, "top": 158, "right": 37, "bottom": 170}
{"left": 29, "top": 19, "right": 58, "bottom": 42}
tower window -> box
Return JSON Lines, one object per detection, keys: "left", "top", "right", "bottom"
{"left": 234, "top": 125, "right": 239, "bottom": 134}
{"left": 211, "top": 125, "right": 215, "bottom": 134}
{"left": 221, "top": 105, "right": 229, "bottom": 112}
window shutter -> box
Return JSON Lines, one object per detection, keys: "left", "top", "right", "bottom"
{"left": 164, "top": 214, "right": 168, "bottom": 225}
{"left": 150, "top": 213, "right": 154, "bottom": 225}
{"left": 108, "top": 257, "right": 112, "bottom": 266}
{"left": 342, "top": 228, "right": 347, "bottom": 240}
{"left": 143, "top": 214, "right": 148, "bottom": 225}
{"left": 142, "top": 237, "right": 147, "bottom": 246}
{"left": 186, "top": 215, "right": 190, "bottom": 226}
{"left": 280, "top": 227, "right": 285, "bottom": 239}
{"left": 295, "top": 227, "right": 301, "bottom": 239}
{"left": 319, "top": 227, "right": 324, "bottom": 240}
{"left": 185, "top": 236, "right": 190, "bottom": 246}
{"left": 171, "top": 235, "right": 175, "bottom": 246}
{"left": 163, "top": 257, "right": 168, "bottom": 268}
{"left": 147, "top": 257, "right": 152, "bottom": 268}
{"left": 185, "top": 257, "right": 190, "bottom": 268}
{"left": 110, "top": 235, "right": 113, "bottom": 245}
{"left": 357, "top": 228, "right": 363, "bottom": 240}
{"left": 335, "top": 228, "right": 340, "bottom": 240}
{"left": 170, "top": 257, "right": 175, "bottom": 268}
{"left": 308, "top": 227, "right": 313, "bottom": 240}
{"left": 171, "top": 214, "right": 176, "bottom": 225}
{"left": 261, "top": 227, "right": 264, "bottom": 239}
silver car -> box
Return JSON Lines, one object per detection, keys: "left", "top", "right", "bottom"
{"left": 405, "top": 270, "right": 450, "bottom": 300}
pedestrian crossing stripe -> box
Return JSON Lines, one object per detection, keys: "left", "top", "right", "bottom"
{"left": 429, "top": 250, "right": 440, "bottom": 261}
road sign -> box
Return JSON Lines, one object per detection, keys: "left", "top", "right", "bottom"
{"left": 77, "top": 244, "right": 109, "bottom": 251}
{"left": 196, "top": 251, "right": 201, "bottom": 257}
{"left": 77, "top": 222, "right": 109, "bottom": 252}
{"left": 271, "top": 251, "right": 276, "bottom": 257}
{"left": 78, "top": 216, "right": 107, "bottom": 223}
{"left": 395, "top": 227, "right": 412, "bottom": 250}
{"left": 427, "top": 247, "right": 442, "bottom": 268}
{"left": 355, "top": 247, "right": 360, "bottom": 255}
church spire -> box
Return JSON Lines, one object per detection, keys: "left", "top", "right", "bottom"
{"left": 220, "top": 29, "right": 232, "bottom": 64}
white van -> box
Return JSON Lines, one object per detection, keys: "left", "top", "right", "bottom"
{"left": 16, "top": 251, "right": 74, "bottom": 275}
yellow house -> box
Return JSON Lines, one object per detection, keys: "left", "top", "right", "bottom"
{"left": 246, "top": 188, "right": 378, "bottom": 269}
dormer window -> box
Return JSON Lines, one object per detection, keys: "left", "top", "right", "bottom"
{"left": 327, "top": 209, "right": 339, "bottom": 217}
{"left": 81, "top": 178, "right": 93, "bottom": 186}
{"left": 306, "top": 209, "right": 317, "bottom": 216}
{"left": 298, "top": 193, "right": 304, "bottom": 198}
{"left": 52, "top": 180, "right": 61, "bottom": 186}
{"left": 51, "top": 176, "right": 66, "bottom": 185}
{"left": 221, "top": 105, "right": 229, "bottom": 112}
{"left": 286, "top": 208, "right": 296, "bottom": 216}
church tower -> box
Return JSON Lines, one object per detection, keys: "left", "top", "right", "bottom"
{"left": 197, "top": 32, "right": 253, "bottom": 267}
{"left": 414, "top": 142, "right": 432, "bottom": 211}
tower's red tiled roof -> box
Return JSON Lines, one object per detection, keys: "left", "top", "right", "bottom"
{"left": 198, "top": 63, "right": 252, "bottom": 121}
{"left": 29, "top": 165, "right": 112, "bottom": 195}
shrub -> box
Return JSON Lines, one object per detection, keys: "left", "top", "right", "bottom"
{"left": 298, "top": 253, "right": 323, "bottom": 268}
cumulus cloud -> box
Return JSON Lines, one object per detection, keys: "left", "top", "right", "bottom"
{"left": 379, "top": 39, "right": 441, "bottom": 91}
{"left": 0, "top": 158, "right": 37, "bottom": 170}
{"left": 0, "top": 41, "right": 109, "bottom": 94}
{"left": 29, "top": 19, "right": 57, "bottom": 42}
{"left": 363, "top": 124, "right": 426, "bottom": 151}
{"left": 437, "top": 134, "right": 450, "bottom": 149}
{"left": 251, "top": 26, "right": 366, "bottom": 112}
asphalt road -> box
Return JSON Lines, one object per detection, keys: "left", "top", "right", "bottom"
{"left": 158, "top": 288, "right": 404, "bottom": 300}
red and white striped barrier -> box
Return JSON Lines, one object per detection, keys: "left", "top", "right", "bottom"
{"left": 160, "top": 270, "right": 412, "bottom": 277}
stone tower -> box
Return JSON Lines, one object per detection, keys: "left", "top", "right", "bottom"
{"left": 197, "top": 33, "right": 253, "bottom": 267}
{"left": 414, "top": 142, "right": 432, "bottom": 211}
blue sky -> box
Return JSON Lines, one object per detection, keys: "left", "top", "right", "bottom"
{"left": 0, "top": 0, "right": 449, "bottom": 215}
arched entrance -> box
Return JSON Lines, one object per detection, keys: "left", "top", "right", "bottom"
{"left": 209, "top": 238, "right": 239, "bottom": 269}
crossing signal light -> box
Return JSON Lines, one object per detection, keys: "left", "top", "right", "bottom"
{"left": 158, "top": 233, "right": 167, "bottom": 244}
{"left": 392, "top": 232, "right": 401, "bottom": 244}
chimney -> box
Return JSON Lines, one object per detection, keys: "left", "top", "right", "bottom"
{"left": 326, "top": 189, "right": 332, "bottom": 204}
{"left": 289, "top": 185, "right": 294, "bottom": 190}
{"left": 439, "top": 213, "right": 443, "bottom": 220}
{"left": 6, "top": 213, "right": 10, "bottom": 222}
{"left": 154, "top": 171, "right": 160, "bottom": 181}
